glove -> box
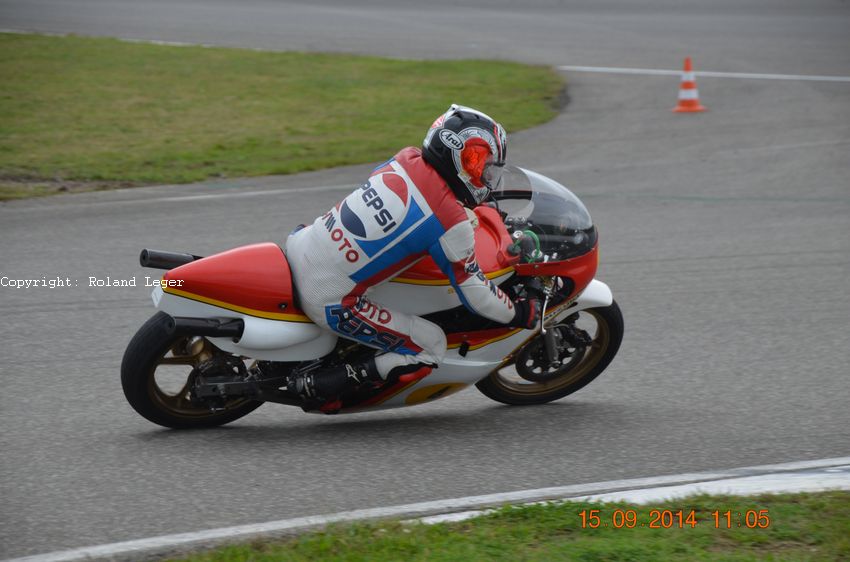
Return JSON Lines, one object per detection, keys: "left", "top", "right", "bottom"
{"left": 507, "top": 297, "right": 541, "bottom": 329}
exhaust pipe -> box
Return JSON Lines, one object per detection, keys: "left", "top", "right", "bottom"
{"left": 165, "top": 316, "right": 245, "bottom": 340}
{"left": 140, "top": 249, "right": 203, "bottom": 270}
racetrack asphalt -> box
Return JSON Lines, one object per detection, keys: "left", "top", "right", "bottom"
{"left": 1, "top": 0, "right": 849, "bottom": 558}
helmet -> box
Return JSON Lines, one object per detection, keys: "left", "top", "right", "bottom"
{"left": 422, "top": 104, "right": 507, "bottom": 207}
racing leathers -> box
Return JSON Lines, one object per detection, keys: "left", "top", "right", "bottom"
{"left": 285, "top": 147, "right": 526, "bottom": 389}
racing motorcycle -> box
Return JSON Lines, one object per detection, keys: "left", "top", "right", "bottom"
{"left": 121, "top": 166, "right": 623, "bottom": 428}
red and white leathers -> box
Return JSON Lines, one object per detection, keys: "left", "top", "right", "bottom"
{"left": 285, "top": 147, "right": 515, "bottom": 379}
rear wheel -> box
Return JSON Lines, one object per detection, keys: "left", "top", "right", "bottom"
{"left": 476, "top": 301, "right": 623, "bottom": 405}
{"left": 121, "top": 312, "right": 263, "bottom": 429}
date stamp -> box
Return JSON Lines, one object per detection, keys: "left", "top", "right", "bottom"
{"left": 579, "top": 508, "right": 771, "bottom": 529}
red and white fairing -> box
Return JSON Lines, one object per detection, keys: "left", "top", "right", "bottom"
{"left": 152, "top": 243, "right": 337, "bottom": 361}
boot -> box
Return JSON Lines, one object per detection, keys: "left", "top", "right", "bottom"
{"left": 288, "top": 358, "right": 381, "bottom": 400}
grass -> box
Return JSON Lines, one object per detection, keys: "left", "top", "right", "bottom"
{"left": 166, "top": 491, "right": 850, "bottom": 562}
{"left": 0, "top": 33, "right": 564, "bottom": 199}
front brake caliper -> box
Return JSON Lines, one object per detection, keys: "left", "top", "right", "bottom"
{"left": 558, "top": 323, "right": 592, "bottom": 348}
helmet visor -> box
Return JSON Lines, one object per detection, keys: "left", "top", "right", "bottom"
{"left": 481, "top": 157, "right": 504, "bottom": 191}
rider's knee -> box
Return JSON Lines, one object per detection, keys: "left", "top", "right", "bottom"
{"left": 410, "top": 316, "right": 447, "bottom": 364}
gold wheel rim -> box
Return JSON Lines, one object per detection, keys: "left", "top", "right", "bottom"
{"left": 147, "top": 337, "right": 254, "bottom": 418}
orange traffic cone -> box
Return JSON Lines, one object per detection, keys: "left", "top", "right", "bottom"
{"left": 673, "top": 57, "right": 706, "bottom": 113}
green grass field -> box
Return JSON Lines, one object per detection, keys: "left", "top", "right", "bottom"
{"left": 0, "top": 33, "right": 564, "bottom": 199}
{"left": 166, "top": 492, "right": 849, "bottom": 562}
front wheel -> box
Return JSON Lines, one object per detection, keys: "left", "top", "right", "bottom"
{"left": 476, "top": 301, "right": 623, "bottom": 405}
{"left": 121, "top": 312, "right": 264, "bottom": 429}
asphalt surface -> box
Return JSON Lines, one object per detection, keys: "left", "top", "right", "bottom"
{"left": 1, "top": 0, "right": 849, "bottom": 558}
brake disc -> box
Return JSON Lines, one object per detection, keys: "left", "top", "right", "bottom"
{"left": 515, "top": 326, "right": 587, "bottom": 382}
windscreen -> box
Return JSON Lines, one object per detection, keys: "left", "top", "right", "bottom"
{"left": 490, "top": 166, "right": 597, "bottom": 261}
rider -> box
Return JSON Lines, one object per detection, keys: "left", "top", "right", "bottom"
{"left": 285, "top": 104, "right": 540, "bottom": 404}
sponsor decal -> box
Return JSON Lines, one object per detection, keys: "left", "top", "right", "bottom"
{"left": 326, "top": 305, "right": 407, "bottom": 352}
{"left": 339, "top": 177, "right": 402, "bottom": 238}
{"left": 439, "top": 129, "right": 464, "bottom": 151}
{"left": 322, "top": 210, "right": 361, "bottom": 263}
{"left": 335, "top": 175, "right": 408, "bottom": 258}
{"left": 345, "top": 364, "right": 362, "bottom": 382}
{"left": 360, "top": 184, "right": 398, "bottom": 233}
{"left": 380, "top": 171, "right": 409, "bottom": 204}
{"left": 473, "top": 269, "right": 512, "bottom": 308}
{"left": 340, "top": 201, "right": 367, "bottom": 238}
{"left": 354, "top": 297, "right": 393, "bottom": 325}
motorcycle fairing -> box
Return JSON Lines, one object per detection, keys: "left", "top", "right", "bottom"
{"left": 446, "top": 327, "right": 524, "bottom": 353}
{"left": 161, "top": 243, "right": 309, "bottom": 322}
{"left": 331, "top": 278, "right": 614, "bottom": 413}
{"left": 514, "top": 242, "right": 598, "bottom": 301}
{"left": 342, "top": 367, "right": 434, "bottom": 413}
{"left": 153, "top": 284, "right": 338, "bottom": 360}
{"left": 153, "top": 243, "right": 338, "bottom": 361}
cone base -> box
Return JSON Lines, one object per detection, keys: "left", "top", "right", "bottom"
{"left": 672, "top": 104, "right": 707, "bottom": 113}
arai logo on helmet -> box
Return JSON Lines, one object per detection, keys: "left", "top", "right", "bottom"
{"left": 438, "top": 129, "right": 464, "bottom": 151}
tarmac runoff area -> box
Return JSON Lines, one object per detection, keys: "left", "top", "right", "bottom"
{"left": 6, "top": 457, "right": 849, "bottom": 562}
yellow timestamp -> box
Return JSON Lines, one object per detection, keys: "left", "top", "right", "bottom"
{"left": 578, "top": 509, "right": 771, "bottom": 529}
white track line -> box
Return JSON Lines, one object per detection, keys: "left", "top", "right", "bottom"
{"left": 0, "top": 182, "right": 353, "bottom": 212}
{"left": 143, "top": 182, "right": 352, "bottom": 203}
{"left": 558, "top": 65, "right": 850, "bottom": 83}
{"left": 6, "top": 30, "right": 848, "bottom": 83}
{"left": 5, "top": 457, "right": 849, "bottom": 562}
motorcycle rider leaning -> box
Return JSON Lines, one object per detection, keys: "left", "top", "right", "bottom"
{"left": 285, "top": 104, "right": 541, "bottom": 404}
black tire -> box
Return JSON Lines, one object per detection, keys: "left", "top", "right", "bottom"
{"left": 476, "top": 300, "right": 623, "bottom": 405}
{"left": 121, "top": 312, "right": 263, "bottom": 429}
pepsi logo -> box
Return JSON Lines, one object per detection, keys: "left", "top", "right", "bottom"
{"left": 340, "top": 173, "right": 407, "bottom": 239}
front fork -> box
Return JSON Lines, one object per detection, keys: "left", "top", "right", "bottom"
{"left": 528, "top": 275, "right": 561, "bottom": 365}
{"left": 532, "top": 275, "right": 593, "bottom": 367}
